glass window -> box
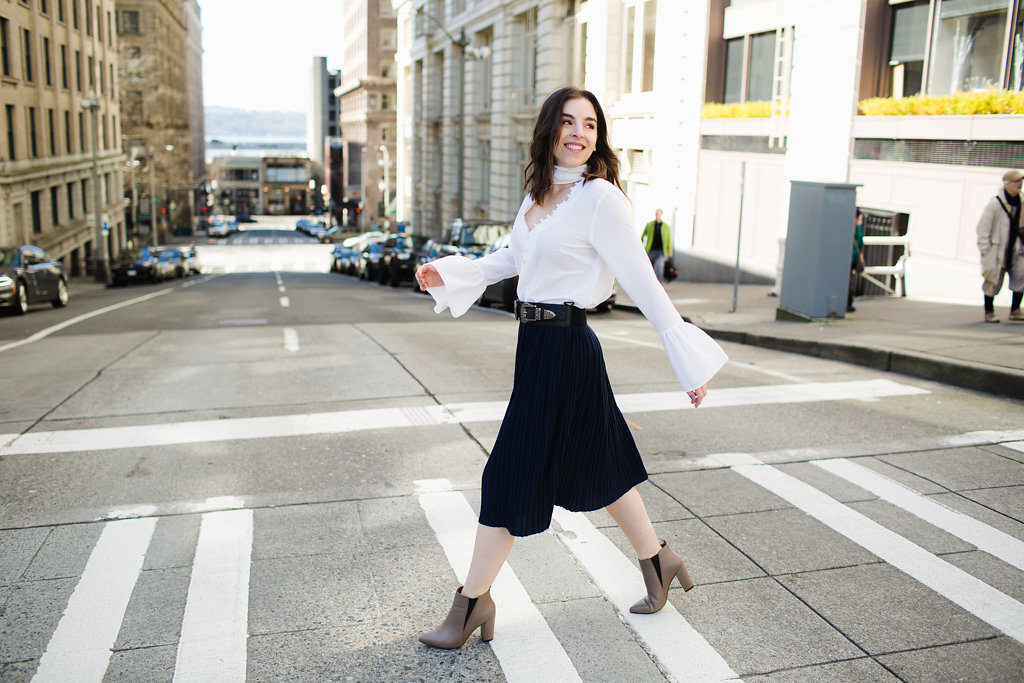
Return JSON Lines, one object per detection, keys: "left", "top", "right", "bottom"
{"left": 1, "top": 18, "right": 9, "bottom": 77}
{"left": 747, "top": 31, "right": 775, "bottom": 101}
{"left": 927, "top": 0, "right": 1009, "bottom": 94}
{"left": 724, "top": 37, "right": 744, "bottom": 103}
{"left": 119, "top": 10, "right": 140, "bottom": 35}
{"left": 1011, "top": 0, "right": 1023, "bottom": 91}
{"left": 641, "top": 0, "right": 657, "bottom": 92}
{"left": 623, "top": 6, "right": 635, "bottom": 93}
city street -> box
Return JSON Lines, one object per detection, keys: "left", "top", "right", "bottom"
{"left": 1, "top": 232, "right": 1024, "bottom": 681}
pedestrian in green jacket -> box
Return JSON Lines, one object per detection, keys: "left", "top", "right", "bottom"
{"left": 641, "top": 209, "right": 671, "bottom": 284}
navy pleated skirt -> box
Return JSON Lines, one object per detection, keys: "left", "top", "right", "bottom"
{"left": 478, "top": 322, "right": 649, "bottom": 537}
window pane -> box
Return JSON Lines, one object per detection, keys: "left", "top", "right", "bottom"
{"left": 724, "top": 37, "right": 743, "bottom": 103}
{"left": 927, "top": 1, "right": 1008, "bottom": 93}
{"left": 1012, "top": 0, "right": 1023, "bottom": 90}
{"left": 624, "top": 6, "right": 635, "bottom": 93}
{"left": 641, "top": 0, "right": 656, "bottom": 92}
{"left": 747, "top": 31, "right": 775, "bottom": 101}
{"left": 890, "top": 1, "right": 929, "bottom": 63}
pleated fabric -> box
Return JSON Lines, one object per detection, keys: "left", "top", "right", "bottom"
{"left": 478, "top": 323, "right": 649, "bottom": 537}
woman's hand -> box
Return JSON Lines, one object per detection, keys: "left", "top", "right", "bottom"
{"left": 415, "top": 264, "right": 444, "bottom": 290}
{"left": 687, "top": 384, "right": 708, "bottom": 408}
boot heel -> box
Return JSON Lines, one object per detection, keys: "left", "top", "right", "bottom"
{"left": 480, "top": 616, "right": 495, "bottom": 642}
{"left": 676, "top": 563, "right": 694, "bottom": 592}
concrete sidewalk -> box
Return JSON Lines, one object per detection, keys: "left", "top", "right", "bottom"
{"left": 615, "top": 282, "right": 1024, "bottom": 401}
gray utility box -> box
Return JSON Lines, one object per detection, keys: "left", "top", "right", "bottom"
{"left": 777, "top": 180, "right": 860, "bottom": 322}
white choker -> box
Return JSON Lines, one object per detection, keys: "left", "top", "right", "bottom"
{"left": 553, "top": 164, "right": 587, "bottom": 184}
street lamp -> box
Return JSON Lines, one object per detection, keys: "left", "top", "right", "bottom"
{"left": 81, "top": 96, "right": 106, "bottom": 282}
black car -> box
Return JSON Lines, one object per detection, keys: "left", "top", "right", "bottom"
{"left": 379, "top": 233, "right": 430, "bottom": 286}
{"left": 449, "top": 219, "right": 512, "bottom": 258}
{"left": 412, "top": 239, "right": 461, "bottom": 294}
{"left": 110, "top": 247, "right": 171, "bottom": 285}
{"left": 330, "top": 244, "right": 356, "bottom": 273}
{"left": 0, "top": 245, "right": 69, "bottom": 314}
{"left": 358, "top": 239, "right": 387, "bottom": 281}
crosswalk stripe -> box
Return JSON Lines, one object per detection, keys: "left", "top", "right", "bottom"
{"left": 0, "top": 380, "right": 928, "bottom": 456}
{"left": 415, "top": 479, "right": 582, "bottom": 682}
{"left": 173, "top": 509, "right": 253, "bottom": 682}
{"left": 32, "top": 517, "right": 156, "bottom": 682}
{"left": 283, "top": 328, "right": 300, "bottom": 352}
{"left": 813, "top": 458, "right": 1024, "bottom": 572}
{"left": 551, "top": 509, "right": 739, "bottom": 682}
{"left": 733, "top": 463, "right": 1024, "bottom": 645}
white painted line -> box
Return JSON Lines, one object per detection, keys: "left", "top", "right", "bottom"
{"left": 33, "top": 517, "right": 157, "bottom": 682}
{"left": 283, "top": 328, "right": 300, "bottom": 352}
{"left": 733, "top": 463, "right": 1024, "bottom": 645}
{"left": 0, "top": 288, "right": 173, "bottom": 354}
{"left": 552, "top": 509, "right": 738, "bottom": 681}
{"left": 279, "top": 296, "right": 290, "bottom": 307}
{"left": 1004, "top": 441, "right": 1024, "bottom": 454}
{"left": 173, "top": 509, "right": 253, "bottom": 682}
{"left": 278, "top": 285, "right": 286, "bottom": 293}
{"left": 415, "top": 479, "right": 581, "bottom": 682}
{"left": 813, "top": 458, "right": 1024, "bottom": 572}
{"left": 0, "top": 380, "right": 929, "bottom": 456}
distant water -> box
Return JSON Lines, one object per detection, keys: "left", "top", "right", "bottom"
{"left": 206, "top": 136, "right": 307, "bottom": 160}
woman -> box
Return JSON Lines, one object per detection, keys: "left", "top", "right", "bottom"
{"left": 414, "top": 87, "right": 728, "bottom": 649}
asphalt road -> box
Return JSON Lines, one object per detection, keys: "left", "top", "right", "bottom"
{"left": 1, "top": 232, "right": 1023, "bottom": 681}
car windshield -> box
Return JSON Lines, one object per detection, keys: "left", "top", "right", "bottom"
{"left": 0, "top": 248, "right": 18, "bottom": 266}
{"left": 458, "top": 223, "right": 509, "bottom": 248}
{"left": 119, "top": 248, "right": 153, "bottom": 261}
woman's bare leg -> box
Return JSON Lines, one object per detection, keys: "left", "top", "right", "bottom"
{"left": 606, "top": 487, "right": 662, "bottom": 560}
{"left": 462, "top": 524, "right": 514, "bottom": 598}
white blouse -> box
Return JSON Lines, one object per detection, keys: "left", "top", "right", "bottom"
{"left": 425, "top": 178, "right": 728, "bottom": 391}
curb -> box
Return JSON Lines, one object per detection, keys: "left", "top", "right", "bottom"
{"left": 614, "top": 302, "right": 1024, "bottom": 401}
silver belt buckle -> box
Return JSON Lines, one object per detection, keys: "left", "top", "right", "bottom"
{"left": 518, "top": 302, "right": 555, "bottom": 322}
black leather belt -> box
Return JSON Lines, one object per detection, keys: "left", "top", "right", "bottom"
{"left": 514, "top": 300, "right": 587, "bottom": 327}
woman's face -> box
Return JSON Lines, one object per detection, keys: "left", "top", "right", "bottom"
{"left": 553, "top": 97, "right": 598, "bottom": 169}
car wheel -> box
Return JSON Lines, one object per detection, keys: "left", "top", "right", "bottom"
{"left": 11, "top": 280, "right": 29, "bottom": 314}
{"left": 389, "top": 265, "right": 401, "bottom": 287}
{"left": 377, "top": 263, "right": 389, "bottom": 285}
{"left": 52, "top": 278, "right": 69, "bottom": 308}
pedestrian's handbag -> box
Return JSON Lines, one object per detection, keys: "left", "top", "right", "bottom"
{"left": 664, "top": 258, "right": 678, "bottom": 282}
{"left": 854, "top": 252, "right": 865, "bottom": 273}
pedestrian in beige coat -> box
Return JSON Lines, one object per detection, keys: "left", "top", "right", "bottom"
{"left": 977, "top": 169, "right": 1023, "bottom": 322}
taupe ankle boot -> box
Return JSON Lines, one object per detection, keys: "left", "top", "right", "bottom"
{"left": 630, "top": 541, "right": 693, "bottom": 614}
{"left": 419, "top": 586, "right": 496, "bottom": 649}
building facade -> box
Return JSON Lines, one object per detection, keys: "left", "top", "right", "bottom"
{"left": 115, "top": 0, "right": 200, "bottom": 239}
{"left": 394, "top": 0, "right": 1024, "bottom": 304}
{"left": 308, "top": 55, "right": 341, "bottom": 169}
{"left": 208, "top": 155, "right": 261, "bottom": 217}
{"left": 182, "top": 0, "right": 203, "bottom": 193}
{"left": 337, "top": 0, "right": 397, "bottom": 228}
{"left": 0, "top": 0, "right": 126, "bottom": 276}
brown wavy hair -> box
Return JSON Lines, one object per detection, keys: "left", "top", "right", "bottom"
{"left": 524, "top": 87, "right": 622, "bottom": 204}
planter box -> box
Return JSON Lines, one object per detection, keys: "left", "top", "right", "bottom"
{"left": 853, "top": 114, "right": 1024, "bottom": 141}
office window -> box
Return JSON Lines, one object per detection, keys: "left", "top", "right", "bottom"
{"left": 106, "top": 11, "right": 111, "bottom": 45}
{"left": 22, "top": 29, "right": 32, "bottom": 81}
{"left": 60, "top": 44, "right": 68, "bottom": 88}
{"left": 723, "top": 37, "right": 744, "bottom": 103}
{"left": 96, "top": 6, "right": 102, "bottom": 42}
{"left": 72, "top": 0, "right": 79, "bottom": 29}
{"left": 67, "top": 182, "right": 75, "bottom": 218}
{"left": 5, "top": 105, "right": 15, "bottom": 160}
{"left": 27, "top": 106, "right": 37, "bottom": 157}
{"left": 74, "top": 49, "right": 81, "bottom": 90}
{"left": 479, "top": 140, "right": 491, "bottom": 205}
{"left": 43, "top": 37, "right": 52, "bottom": 85}
{"left": 47, "top": 108, "right": 54, "bottom": 154}
{"left": 927, "top": 0, "right": 1008, "bottom": 94}
{"left": 0, "top": 18, "right": 9, "bottom": 77}
{"left": 58, "top": 0, "right": 65, "bottom": 22}
{"left": 78, "top": 111, "right": 85, "bottom": 151}
{"left": 64, "top": 110, "right": 71, "bottom": 153}
{"left": 98, "top": 58, "right": 104, "bottom": 93}
{"left": 641, "top": 0, "right": 657, "bottom": 92}
{"left": 118, "top": 10, "right": 139, "bottom": 34}
{"left": 31, "top": 190, "right": 42, "bottom": 234}
{"left": 747, "top": 31, "right": 776, "bottom": 102}
{"left": 81, "top": 179, "right": 88, "bottom": 214}
{"left": 85, "top": 1, "right": 92, "bottom": 36}
{"left": 87, "top": 55, "right": 93, "bottom": 88}
{"left": 474, "top": 28, "right": 493, "bottom": 112}
{"left": 50, "top": 187, "right": 59, "bottom": 226}
{"left": 109, "top": 62, "right": 113, "bottom": 91}
{"left": 41, "top": 0, "right": 49, "bottom": 14}
{"left": 889, "top": 1, "right": 928, "bottom": 97}
{"left": 623, "top": 6, "right": 635, "bottom": 93}
{"left": 381, "top": 28, "right": 396, "bottom": 49}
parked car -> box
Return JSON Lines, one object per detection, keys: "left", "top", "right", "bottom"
{"left": 156, "top": 248, "right": 188, "bottom": 278}
{"left": 295, "top": 217, "right": 327, "bottom": 239}
{"left": 476, "top": 233, "right": 617, "bottom": 313}
{"left": 179, "top": 246, "right": 201, "bottom": 275}
{"left": 412, "top": 239, "right": 460, "bottom": 293}
{"left": 0, "top": 245, "right": 69, "bottom": 314}
{"left": 330, "top": 244, "right": 356, "bottom": 273}
{"left": 207, "top": 217, "right": 235, "bottom": 238}
{"left": 358, "top": 237, "right": 389, "bottom": 281}
{"left": 379, "top": 233, "right": 430, "bottom": 286}
{"left": 110, "top": 247, "right": 174, "bottom": 285}
{"left": 449, "top": 219, "right": 512, "bottom": 258}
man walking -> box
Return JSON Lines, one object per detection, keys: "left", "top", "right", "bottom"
{"left": 977, "top": 169, "right": 1023, "bottom": 323}
{"left": 641, "top": 209, "right": 671, "bottom": 284}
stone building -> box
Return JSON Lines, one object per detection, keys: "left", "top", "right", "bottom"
{"left": 0, "top": 0, "right": 126, "bottom": 277}
{"left": 115, "top": 0, "right": 202, "bottom": 240}
{"left": 336, "top": 0, "right": 397, "bottom": 228}
{"left": 394, "top": 0, "right": 1024, "bottom": 304}
{"left": 308, "top": 55, "right": 341, "bottom": 216}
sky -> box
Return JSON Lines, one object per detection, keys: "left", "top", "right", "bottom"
{"left": 199, "top": 0, "right": 345, "bottom": 113}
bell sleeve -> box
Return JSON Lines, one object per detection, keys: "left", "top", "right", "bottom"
{"left": 589, "top": 190, "right": 728, "bottom": 392}
{"left": 426, "top": 247, "right": 518, "bottom": 318}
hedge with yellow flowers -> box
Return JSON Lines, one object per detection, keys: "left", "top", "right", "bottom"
{"left": 701, "top": 91, "right": 1024, "bottom": 118}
